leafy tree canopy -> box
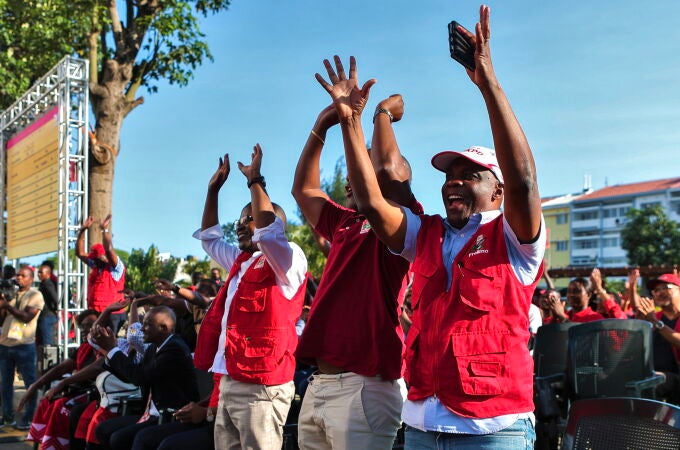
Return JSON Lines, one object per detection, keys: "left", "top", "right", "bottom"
{"left": 620, "top": 204, "right": 680, "bottom": 268}
{"left": 124, "top": 244, "right": 179, "bottom": 293}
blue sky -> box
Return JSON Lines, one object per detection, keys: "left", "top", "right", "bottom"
{"left": 104, "top": 0, "right": 680, "bottom": 259}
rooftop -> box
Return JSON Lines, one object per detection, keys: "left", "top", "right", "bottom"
{"left": 575, "top": 177, "right": 680, "bottom": 202}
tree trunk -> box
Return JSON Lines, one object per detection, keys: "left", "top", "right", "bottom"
{"left": 87, "top": 60, "right": 133, "bottom": 244}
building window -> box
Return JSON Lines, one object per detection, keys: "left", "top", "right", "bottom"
{"left": 555, "top": 241, "right": 568, "bottom": 251}
{"left": 575, "top": 239, "right": 598, "bottom": 249}
{"left": 602, "top": 237, "right": 619, "bottom": 247}
{"left": 575, "top": 211, "right": 598, "bottom": 220}
{"left": 556, "top": 213, "right": 568, "bottom": 224}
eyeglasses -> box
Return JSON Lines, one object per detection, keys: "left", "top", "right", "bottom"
{"left": 234, "top": 215, "right": 254, "bottom": 228}
{"left": 653, "top": 284, "right": 678, "bottom": 294}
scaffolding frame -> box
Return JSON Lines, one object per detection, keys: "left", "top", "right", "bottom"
{"left": 0, "top": 56, "right": 89, "bottom": 358}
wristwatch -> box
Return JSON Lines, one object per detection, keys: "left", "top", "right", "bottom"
{"left": 654, "top": 320, "right": 666, "bottom": 331}
{"left": 205, "top": 407, "right": 215, "bottom": 423}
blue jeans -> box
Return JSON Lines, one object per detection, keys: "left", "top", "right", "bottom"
{"left": 405, "top": 418, "right": 535, "bottom": 450}
{"left": 37, "top": 313, "right": 58, "bottom": 345}
{"left": 0, "top": 343, "right": 38, "bottom": 422}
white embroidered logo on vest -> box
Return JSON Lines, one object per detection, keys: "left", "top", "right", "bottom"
{"left": 468, "top": 235, "right": 489, "bottom": 257}
{"left": 359, "top": 220, "right": 372, "bottom": 234}
{"left": 254, "top": 257, "right": 266, "bottom": 269}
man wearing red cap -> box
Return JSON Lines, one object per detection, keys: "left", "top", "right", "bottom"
{"left": 315, "top": 5, "right": 544, "bottom": 448}
{"left": 636, "top": 273, "right": 680, "bottom": 404}
{"left": 76, "top": 215, "right": 126, "bottom": 330}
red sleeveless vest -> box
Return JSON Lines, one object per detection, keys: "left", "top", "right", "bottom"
{"left": 194, "top": 252, "right": 305, "bottom": 385}
{"left": 87, "top": 265, "right": 126, "bottom": 312}
{"left": 405, "top": 214, "right": 542, "bottom": 418}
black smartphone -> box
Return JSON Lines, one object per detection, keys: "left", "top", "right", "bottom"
{"left": 448, "top": 21, "right": 475, "bottom": 71}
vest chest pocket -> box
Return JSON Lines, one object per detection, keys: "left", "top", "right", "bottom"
{"left": 233, "top": 288, "right": 267, "bottom": 312}
{"left": 451, "top": 332, "right": 507, "bottom": 396}
{"left": 457, "top": 264, "right": 499, "bottom": 313}
{"left": 411, "top": 260, "right": 440, "bottom": 310}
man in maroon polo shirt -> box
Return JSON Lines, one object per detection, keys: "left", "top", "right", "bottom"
{"left": 292, "top": 96, "right": 421, "bottom": 449}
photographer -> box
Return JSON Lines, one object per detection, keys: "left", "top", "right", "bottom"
{"left": 0, "top": 266, "right": 44, "bottom": 429}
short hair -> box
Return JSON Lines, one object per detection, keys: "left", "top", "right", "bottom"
{"left": 76, "top": 309, "right": 100, "bottom": 325}
{"left": 243, "top": 202, "right": 287, "bottom": 226}
{"left": 197, "top": 279, "right": 218, "bottom": 297}
{"left": 41, "top": 260, "right": 55, "bottom": 270}
{"left": 569, "top": 277, "right": 593, "bottom": 293}
{"left": 148, "top": 305, "right": 177, "bottom": 332}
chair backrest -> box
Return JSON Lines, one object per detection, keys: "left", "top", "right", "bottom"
{"left": 567, "top": 319, "right": 654, "bottom": 399}
{"left": 534, "top": 322, "right": 578, "bottom": 377}
{"left": 562, "top": 397, "right": 680, "bottom": 450}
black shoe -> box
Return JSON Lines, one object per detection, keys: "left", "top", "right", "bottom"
{"left": 14, "top": 420, "right": 30, "bottom": 431}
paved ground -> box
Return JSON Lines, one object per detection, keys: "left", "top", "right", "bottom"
{"left": 0, "top": 375, "right": 30, "bottom": 446}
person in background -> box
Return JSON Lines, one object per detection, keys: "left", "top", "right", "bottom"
{"left": 0, "top": 266, "right": 45, "bottom": 429}
{"left": 636, "top": 273, "right": 680, "bottom": 405}
{"left": 76, "top": 215, "right": 127, "bottom": 332}
{"left": 37, "top": 263, "right": 59, "bottom": 346}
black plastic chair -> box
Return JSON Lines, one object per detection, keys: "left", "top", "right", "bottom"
{"left": 533, "top": 322, "right": 578, "bottom": 450}
{"left": 534, "top": 322, "right": 579, "bottom": 378}
{"left": 562, "top": 397, "right": 680, "bottom": 450}
{"left": 566, "top": 319, "right": 664, "bottom": 400}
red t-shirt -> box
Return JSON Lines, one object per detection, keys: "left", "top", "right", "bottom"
{"left": 296, "top": 199, "right": 422, "bottom": 380}
{"left": 569, "top": 308, "right": 604, "bottom": 323}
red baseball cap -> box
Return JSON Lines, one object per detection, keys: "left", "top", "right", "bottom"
{"left": 647, "top": 273, "right": 680, "bottom": 292}
{"left": 431, "top": 146, "right": 504, "bottom": 183}
{"left": 88, "top": 243, "right": 106, "bottom": 260}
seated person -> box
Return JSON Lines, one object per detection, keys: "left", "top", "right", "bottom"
{"left": 547, "top": 277, "right": 604, "bottom": 323}
{"left": 91, "top": 305, "right": 199, "bottom": 450}
{"left": 22, "top": 310, "right": 102, "bottom": 447}
{"left": 636, "top": 273, "right": 680, "bottom": 405}
{"left": 131, "top": 373, "right": 222, "bottom": 450}
{"left": 72, "top": 299, "right": 146, "bottom": 450}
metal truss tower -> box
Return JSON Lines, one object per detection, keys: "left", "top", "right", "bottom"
{"left": 0, "top": 56, "right": 89, "bottom": 357}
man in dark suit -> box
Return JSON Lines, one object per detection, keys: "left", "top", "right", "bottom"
{"left": 91, "top": 306, "right": 199, "bottom": 450}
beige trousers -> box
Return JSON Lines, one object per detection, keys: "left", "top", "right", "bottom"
{"left": 297, "top": 372, "right": 406, "bottom": 450}
{"left": 214, "top": 375, "right": 294, "bottom": 450}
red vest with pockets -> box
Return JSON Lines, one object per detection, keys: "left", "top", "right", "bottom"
{"left": 405, "top": 214, "right": 542, "bottom": 418}
{"left": 87, "top": 266, "right": 126, "bottom": 312}
{"left": 194, "top": 252, "right": 305, "bottom": 385}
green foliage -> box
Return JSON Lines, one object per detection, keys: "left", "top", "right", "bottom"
{"left": 322, "top": 158, "right": 348, "bottom": 205}
{"left": 286, "top": 222, "right": 326, "bottom": 279}
{"left": 288, "top": 157, "right": 348, "bottom": 279}
{"left": 621, "top": 204, "right": 680, "bottom": 267}
{"left": 181, "top": 255, "right": 211, "bottom": 280}
{"left": 124, "top": 245, "right": 179, "bottom": 294}
{"left": 0, "top": 0, "right": 231, "bottom": 109}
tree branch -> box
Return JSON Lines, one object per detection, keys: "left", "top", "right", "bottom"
{"left": 108, "top": 0, "right": 125, "bottom": 58}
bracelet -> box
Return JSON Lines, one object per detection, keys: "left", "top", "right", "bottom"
{"left": 310, "top": 129, "right": 325, "bottom": 145}
{"left": 102, "top": 229, "right": 109, "bottom": 233}
{"left": 173, "top": 284, "right": 181, "bottom": 294}
{"left": 247, "top": 176, "right": 266, "bottom": 189}
{"left": 373, "top": 108, "right": 393, "bottom": 123}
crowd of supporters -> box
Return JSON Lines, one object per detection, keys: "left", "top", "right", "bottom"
{"left": 1, "top": 4, "right": 679, "bottom": 450}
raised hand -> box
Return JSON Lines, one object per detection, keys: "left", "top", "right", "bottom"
{"left": 208, "top": 153, "right": 230, "bottom": 193}
{"left": 591, "top": 268, "right": 604, "bottom": 292}
{"left": 636, "top": 297, "right": 657, "bottom": 322}
{"left": 315, "top": 55, "right": 376, "bottom": 121}
{"left": 377, "top": 94, "right": 405, "bottom": 122}
{"left": 82, "top": 216, "right": 95, "bottom": 230}
{"left": 154, "top": 279, "right": 175, "bottom": 292}
{"left": 547, "top": 292, "right": 567, "bottom": 321}
{"left": 100, "top": 214, "right": 112, "bottom": 230}
{"left": 90, "top": 324, "right": 116, "bottom": 351}
{"left": 456, "top": 5, "right": 497, "bottom": 88}
{"left": 237, "top": 143, "right": 263, "bottom": 181}
{"left": 104, "top": 298, "right": 131, "bottom": 312}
